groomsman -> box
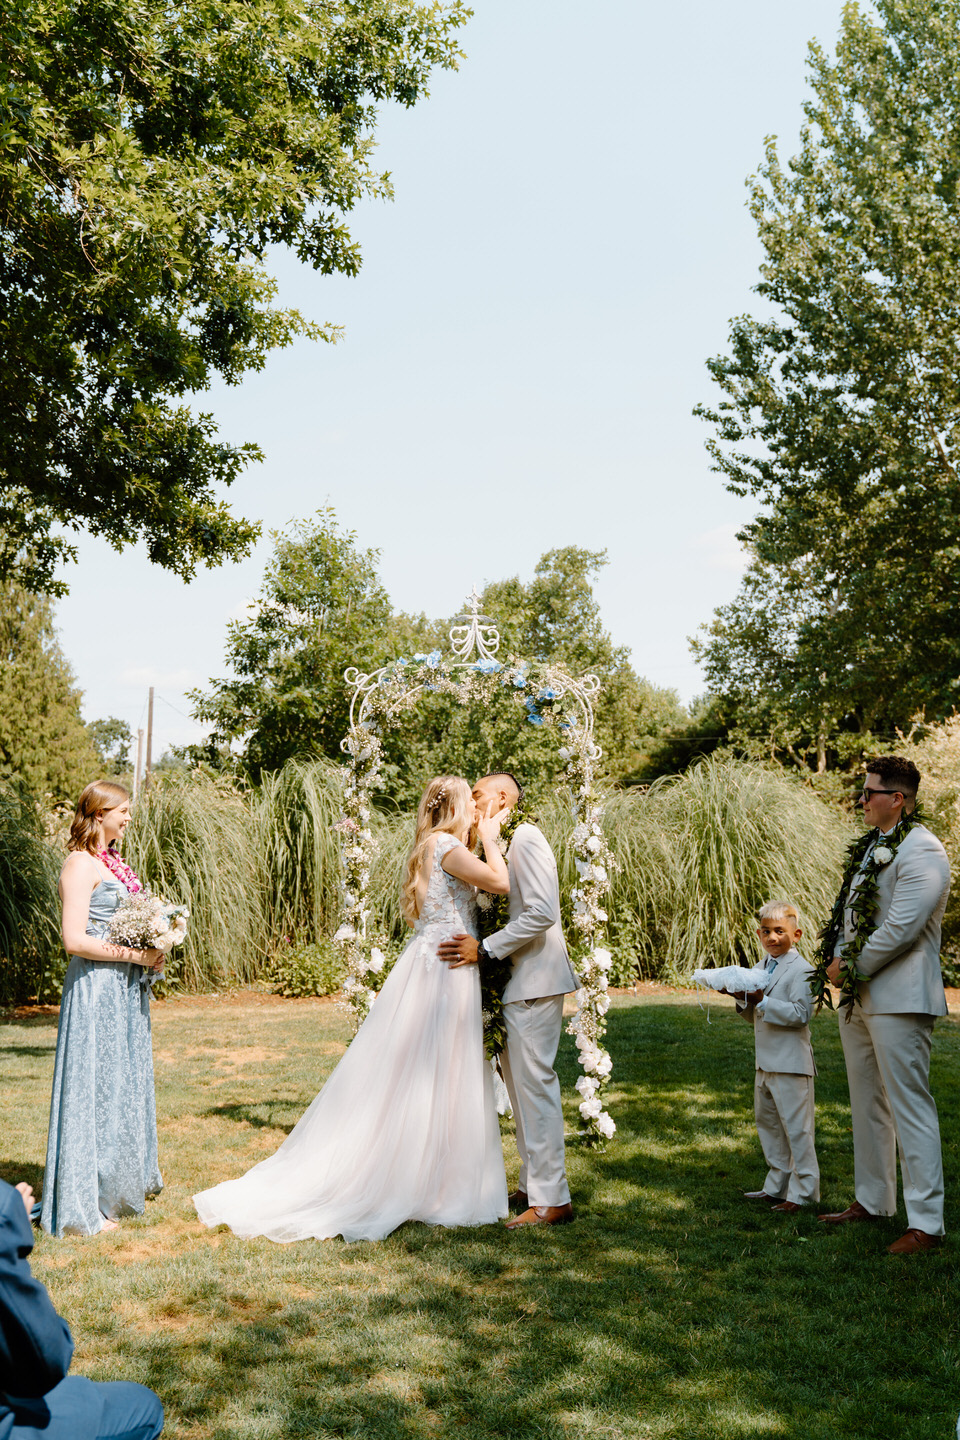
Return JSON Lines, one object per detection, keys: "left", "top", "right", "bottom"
{"left": 820, "top": 756, "right": 951, "bottom": 1254}
{"left": 438, "top": 772, "right": 580, "bottom": 1227}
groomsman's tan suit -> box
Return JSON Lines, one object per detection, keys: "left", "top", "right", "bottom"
{"left": 484, "top": 824, "right": 580, "bottom": 1207}
{"left": 838, "top": 824, "right": 950, "bottom": 1234}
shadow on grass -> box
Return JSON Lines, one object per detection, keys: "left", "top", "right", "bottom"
{"left": 0, "top": 1013, "right": 59, "bottom": 1029}
{"left": 0, "top": 1157, "right": 45, "bottom": 1191}
{"left": 200, "top": 1101, "right": 300, "bottom": 1134}
{"left": 14, "top": 998, "right": 960, "bottom": 1440}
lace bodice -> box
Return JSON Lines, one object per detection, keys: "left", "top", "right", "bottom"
{"left": 414, "top": 833, "right": 477, "bottom": 938}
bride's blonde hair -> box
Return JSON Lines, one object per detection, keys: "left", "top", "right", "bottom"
{"left": 401, "top": 776, "right": 475, "bottom": 924}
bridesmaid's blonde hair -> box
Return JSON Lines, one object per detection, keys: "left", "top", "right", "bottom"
{"left": 401, "top": 776, "right": 475, "bottom": 924}
{"left": 68, "top": 780, "right": 130, "bottom": 855}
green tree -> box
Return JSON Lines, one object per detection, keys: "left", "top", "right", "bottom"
{"left": 193, "top": 526, "right": 681, "bottom": 804}
{"left": 87, "top": 716, "right": 132, "bottom": 776}
{"left": 696, "top": 0, "right": 960, "bottom": 753}
{"left": 190, "top": 510, "right": 426, "bottom": 779}
{"left": 0, "top": 579, "right": 99, "bottom": 800}
{"left": 1, "top": 0, "right": 468, "bottom": 594}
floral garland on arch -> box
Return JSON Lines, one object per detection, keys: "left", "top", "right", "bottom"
{"left": 561, "top": 741, "right": 616, "bottom": 1143}
{"left": 332, "top": 590, "right": 617, "bottom": 1145}
{"left": 332, "top": 727, "right": 385, "bottom": 1023}
{"left": 810, "top": 805, "right": 925, "bottom": 1018}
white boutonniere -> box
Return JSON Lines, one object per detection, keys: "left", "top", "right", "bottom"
{"left": 873, "top": 846, "right": 894, "bottom": 866}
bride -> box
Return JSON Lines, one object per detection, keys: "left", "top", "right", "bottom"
{"left": 194, "top": 775, "right": 511, "bottom": 1242}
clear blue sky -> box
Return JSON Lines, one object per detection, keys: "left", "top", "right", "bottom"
{"left": 56, "top": 0, "right": 850, "bottom": 756}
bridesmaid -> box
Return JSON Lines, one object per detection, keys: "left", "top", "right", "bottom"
{"left": 41, "top": 781, "right": 165, "bottom": 1237}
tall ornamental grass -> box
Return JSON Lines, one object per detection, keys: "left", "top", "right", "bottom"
{"left": 257, "top": 759, "right": 345, "bottom": 942}
{"left": 125, "top": 772, "right": 267, "bottom": 988}
{"left": 365, "top": 756, "right": 852, "bottom": 983}
{"left": 586, "top": 756, "right": 850, "bottom": 979}
{"left": 0, "top": 755, "right": 853, "bottom": 1001}
{"left": 0, "top": 786, "right": 63, "bottom": 1004}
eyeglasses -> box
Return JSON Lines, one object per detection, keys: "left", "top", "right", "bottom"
{"left": 858, "top": 788, "right": 901, "bottom": 801}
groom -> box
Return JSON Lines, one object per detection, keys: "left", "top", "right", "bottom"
{"left": 438, "top": 772, "right": 580, "bottom": 1228}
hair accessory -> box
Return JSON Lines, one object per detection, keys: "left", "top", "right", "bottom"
{"left": 428, "top": 783, "right": 448, "bottom": 812}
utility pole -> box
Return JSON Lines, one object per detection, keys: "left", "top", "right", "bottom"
{"left": 134, "top": 728, "right": 144, "bottom": 800}
{"left": 145, "top": 687, "right": 154, "bottom": 789}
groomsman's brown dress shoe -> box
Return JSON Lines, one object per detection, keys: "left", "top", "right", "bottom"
{"left": 887, "top": 1228, "right": 943, "bottom": 1255}
{"left": 508, "top": 1189, "right": 528, "bottom": 1211}
{"left": 743, "top": 1190, "right": 786, "bottom": 1203}
{"left": 505, "top": 1204, "right": 574, "bottom": 1229}
{"left": 818, "top": 1200, "right": 877, "bottom": 1225}
{"left": 772, "top": 1201, "right": 802, "bottom": 1214}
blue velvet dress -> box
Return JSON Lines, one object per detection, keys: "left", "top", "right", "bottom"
{"left": 41, "top": 876, "right": 162, "bottom": 1237}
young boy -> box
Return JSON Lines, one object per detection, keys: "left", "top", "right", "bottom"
{"left": 736, "top": 901, "right": 819, "bottom": 1213}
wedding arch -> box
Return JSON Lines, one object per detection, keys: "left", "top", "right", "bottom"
{"left": 334, "top": 589, "right": 616, "bottom": 1144}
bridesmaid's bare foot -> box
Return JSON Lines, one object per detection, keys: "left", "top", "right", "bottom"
{"left": 99, "top": 1215, "right": 119, "bottom": 1232}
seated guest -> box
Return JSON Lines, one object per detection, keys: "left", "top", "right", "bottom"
{"left": 0, "top": 1178, "right": 163, "bottom": 1439}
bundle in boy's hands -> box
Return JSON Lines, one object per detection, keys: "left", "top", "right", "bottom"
{"left": 107, "top": 892, "right": 190, "bottom": 955}
{"left": 691, "top": 964, "right": 772, "bottom": 995}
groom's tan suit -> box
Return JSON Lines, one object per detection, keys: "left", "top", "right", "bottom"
{"left": 838, "top": 824, "right": 950, "bottom": 1233}
{"left": 484, "top": 823, "right": 579, "bottom": 1207}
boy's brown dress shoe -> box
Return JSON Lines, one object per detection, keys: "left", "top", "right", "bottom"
{"left": 772, "top": 1201, "right": 802, "bottom": 1214}
{"left": 818, "top": 1200, "right": 877, "bottom": 1225}
{"left": 505, "top": 1204, "right": 573, "bottom": 1229}
{"left": 887, "top": 1228, "right": 943, "bottom": 1254}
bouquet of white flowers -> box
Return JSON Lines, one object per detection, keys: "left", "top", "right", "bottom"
{"left": 106, "top": 893, "right": 190, "bottom": 956}
{"left": 691, "top": 963, "right": 772, "bottom": 995}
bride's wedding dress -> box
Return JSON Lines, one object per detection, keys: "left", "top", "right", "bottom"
{"left": 194, "top": 833, "right": 507, "bottom": 1242}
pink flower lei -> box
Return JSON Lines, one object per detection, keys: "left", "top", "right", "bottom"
{"left": 97, "top": 847, "right": 143, "bottom": 894}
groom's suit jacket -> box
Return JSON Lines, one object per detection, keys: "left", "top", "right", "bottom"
{"left": 485, "top": 823, "right": 580, "bottom": 1003}
{"left": 839, "top": 824, "right": 950, "bottom": 1017}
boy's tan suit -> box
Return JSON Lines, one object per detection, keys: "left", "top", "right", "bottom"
{"left": 743, "top": 948, "right": 819, "bottom": 1204}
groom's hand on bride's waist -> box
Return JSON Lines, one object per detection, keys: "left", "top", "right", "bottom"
{"left": 437, "top": 934, "right": 479, "bottom": 968}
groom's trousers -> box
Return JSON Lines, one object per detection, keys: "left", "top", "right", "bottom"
{"left": 500, "top": 995, "right": 571, "bottom": 1207}
{"left": 839, "top": 1007, "right": 945, "bottom": 1234}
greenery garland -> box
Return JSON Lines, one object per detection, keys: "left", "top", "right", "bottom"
{"left": 475, "top": 801, "right": 530, "bottom": 1062}
{"left": 811, "top": 805, "right": 925, "bottom": 1017}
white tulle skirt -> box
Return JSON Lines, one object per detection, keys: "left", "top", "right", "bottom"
{"left": 194, "top": 926, "right": 508, "bottom": 1242}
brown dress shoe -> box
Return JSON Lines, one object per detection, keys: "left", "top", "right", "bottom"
{"left": 505, "top": 1203, "right": 574, "bottom": 1229}
{"left": 818, "top": 1200, "right": 877, "bottom": 1225}
{"left": 744, "top": 1190, "right": 786, "bottom": 1203}
{"left": 508, "top": 1189, "right": 528, "bottom": 1211}
{"left": 887, "top": 1228, "right": 943, "bottom": 1255}
{"left": 772, "top": 1201, "right": 802, "bottom": 1214}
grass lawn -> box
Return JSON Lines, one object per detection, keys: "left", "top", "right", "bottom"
{"left": 2, "top": 990, "right": 958, "bottom": 1440}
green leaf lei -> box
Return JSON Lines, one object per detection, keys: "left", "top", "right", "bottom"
{"left": 475, "top": 801, "right": 530, "bottom": 1063}
{"left": 811, "top": 805, "right": 925, "bottom": 1017}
